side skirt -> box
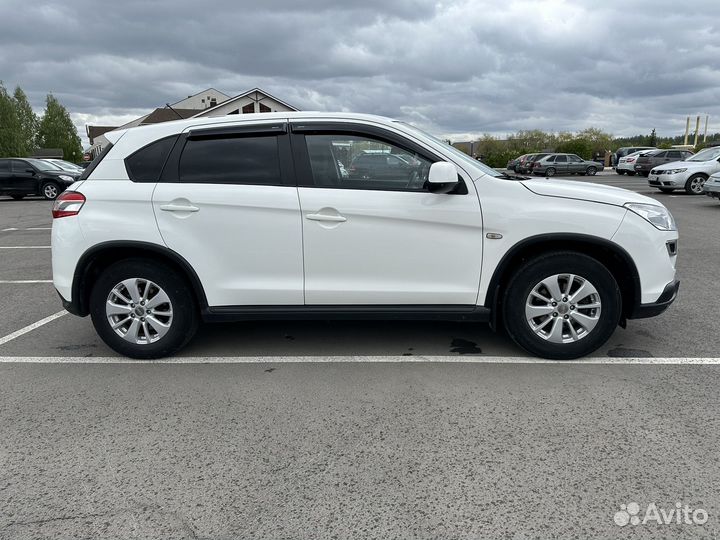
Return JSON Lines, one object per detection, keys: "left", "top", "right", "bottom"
{"left": 202, "top": 305, "right": 491, "bottom": 323}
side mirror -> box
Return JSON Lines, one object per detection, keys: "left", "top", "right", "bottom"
{"left": 427, "top": 162, "right": 459, "bottom": 193}
{"left": 25, "top": 168, "right": 36, "bottom": 174}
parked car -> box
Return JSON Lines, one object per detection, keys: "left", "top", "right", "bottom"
{"left": 616, "top": 149, "right": 656, "bottom": 176}
{"left": 703, "top": 172, "right": 720, "bottom": 202}
{"left": 648, "top": 146, "right": 720, "bottom": 194}
{"left": 43, "top": 158, "right": 84, "bottom": 174}
{"left": 52, "top": 112, "right": 678, "bottom": 361}
{"left": 348, "top": 152, "right": 421, "bottom": 181}
{"left": 532, "top": 153, "right": 604, "bottom": 176}
{"left": 0, "top": 157, "right": 80, "bottom": 200}
{"left": 614, "top": 146, "right": 655, "bottom": 167}
{"left": 634, "top": 149, "right": 693, "bottom": 177}
{"left": 507, "top": 155, "right": 526, "bottom": 172}
{"left": 521, "top": 153, "right": 551, "bottom": 174}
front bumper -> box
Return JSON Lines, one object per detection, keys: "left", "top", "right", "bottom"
{"left": 648, "top": 171, "right": 688, "bottom": 187}
{"left": 628, "top": 280, "right": 680, "bottom": 319}
{"left": 704, "top": 180, "right": 720, "bottom": 198}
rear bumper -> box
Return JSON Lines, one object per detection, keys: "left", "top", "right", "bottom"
{"left": 628, "top": 280, "right": 679, "bottom": 319}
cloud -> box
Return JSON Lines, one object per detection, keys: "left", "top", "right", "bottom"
{"left": 1, "top": 0, "right": 719, "bottom": 145}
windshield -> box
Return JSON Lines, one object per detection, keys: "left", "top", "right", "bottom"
{"left": 25, "top": 158, "right": 62, "bottom": 171}
{"left": 397, "top": 122, "right": 502, "bottom": 177}
{"left": 687, "top": 147, "right": 720, "bottom": 162}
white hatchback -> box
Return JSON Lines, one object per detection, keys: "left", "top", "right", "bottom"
{"left": 52, "top": 112, "right": 679, "bottom": 359}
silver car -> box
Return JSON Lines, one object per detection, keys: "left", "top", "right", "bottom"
{"left": 532, "top": 153, "right": 604, "bottom": 177}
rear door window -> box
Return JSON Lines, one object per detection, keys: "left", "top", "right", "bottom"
{"left": 178, "top": 135, "right": 282, "bottom": 185}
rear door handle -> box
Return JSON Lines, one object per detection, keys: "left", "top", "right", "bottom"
{"left": 160, "top": 203, "right": 199, "bottom": 213}
{"left": 306, "top": 213, "right": 346, "bottom": 222}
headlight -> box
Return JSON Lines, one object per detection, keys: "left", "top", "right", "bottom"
{"left": 624, "top": 203, "right": 677, "bottom": 231}
{"left": 58, "top": 175, "right": 74, "bottom": 182}
{"left": 663, "top": 168, "right": 687, "bottom": 174}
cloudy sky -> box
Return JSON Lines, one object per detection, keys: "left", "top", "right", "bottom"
{"left": 2, "top": 0, "right": 719, "bottom": 146}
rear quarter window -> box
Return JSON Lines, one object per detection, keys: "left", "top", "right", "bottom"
{"left": 125, "top": 135, "right": 178, "bottom": 182}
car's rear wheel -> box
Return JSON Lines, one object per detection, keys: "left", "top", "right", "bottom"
{"left": 659, "top": 188, "right": 674, "bottom": 193}
{"left": 545, "top": 167, "right": 556, "bottom": 177}
{"left": 41, "top": 182, "right": 60, "bottom": 200}
{"left": 617, "top": 169, "right": 625, "bottom": 175}
{"left": 502, "top": 252, "right": 621, "bottom": 360}
{"left": 586, "top": 166, "right": 597, "bottom": 176}
{"left": 11, "top": 194, "right": 24, "bottom": 200}
{"left": 685, "top": 174, "right": 707, "bottom": 195}
{"left": 90, "top": 259, "right": 199, "bottom": 359}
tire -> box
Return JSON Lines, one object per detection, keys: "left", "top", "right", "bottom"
{"left": 616, "top": 169, "right": 625, "bottom": 175}
{"left": 11, "top": 194, "right": 24, "bottom": 200}
{"left": 659, "top": 188, "right": 674, "bottom": 194}
{"left": 89, "top": 259, "right": 199, "bottom": 359}
{"left": 586, "top": 166, "right": 597, "bottom": 176}
{"left": 685, "top": 174, "right": 707, "bottom": 195}
{"left": 544, "top": 167, "right": 556, "bottom": 177}
{"left": 41, "top": 182, "right": 60, "bottom": 200}
{"left": 626, "top": 171, "right": 636, "bottom": 176}
{"left": 502, "top": 252, "right": 621, "bottom": 360}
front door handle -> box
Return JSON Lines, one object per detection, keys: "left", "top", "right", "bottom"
{"left": 160, "top": 203, "right": 199, "bottom": 213}
{"left": 306, "top": 212, "right": 346, "bottom": 222}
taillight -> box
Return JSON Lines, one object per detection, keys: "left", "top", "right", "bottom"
{"left": 52, "top": 191, "right": 86, "bottom": 218}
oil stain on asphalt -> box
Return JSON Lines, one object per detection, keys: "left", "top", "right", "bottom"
{"left": 450, "top": 338, "right": 482, "bottom": 355}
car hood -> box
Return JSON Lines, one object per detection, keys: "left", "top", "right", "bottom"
{"left": 520, "top": 178, "right": 657, "bottom": 207}
{"left": 653, "top": 159, "right": 707, "bottom": 171}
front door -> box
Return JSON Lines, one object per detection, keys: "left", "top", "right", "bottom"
{"left": 152, "top": 122, "right": 304, "bottom": 307}
{"left": 552, "top": 155, "right": 569, "bottom": 174}
{"left": 292, "top": 124, "right": 483, "bottom": 306}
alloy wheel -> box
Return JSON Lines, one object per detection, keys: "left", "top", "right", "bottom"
{"left": 105, "top": 278, "right": 174, "bottom": 344}
{"left": 525, "top": 273, "right": 601, "bottom": 343}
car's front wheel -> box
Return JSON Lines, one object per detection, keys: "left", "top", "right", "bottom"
{"left": 626, "top": 171, "right": 635, "bottom": 176}
{"left": 685, "top": 174, "right": 707, "bottom": 195}
{"left": 586, "top": 166, "right": 597, "bottom": 176}
{"left": 41, "top": 182, "right": 60, "bottom": 200}
{"left": 502, "top": 252, "right": 621, "bottom": 360}
{"left": 616, "top": 169, "right": 625, "bottom": 175}
{"left": 90, "top": 259, "right": 199, "bottom": 359}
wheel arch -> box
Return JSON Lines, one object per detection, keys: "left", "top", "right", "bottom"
{"left": 484, "top": 233, "right": 641, "bottom": 326}
{"left": 70, "top": 241, "right": 208, "bottom": 317}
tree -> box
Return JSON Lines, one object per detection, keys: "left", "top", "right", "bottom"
{"left": 649, "top": 128, "right": 657, "bottom": 147}
{"left": 37, "top": 94, "right": 82, "bottom": 162}
{"left": 0, "top": 82, "right": 22, "bottom": 157}
{"left": 13, "top": 86, "right": 38, "bottom": 156}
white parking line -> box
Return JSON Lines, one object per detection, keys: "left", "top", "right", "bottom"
{"left": 0, "top": 311, "right": 68, "bottom": 347}
{"left": 0, "top": 246, "right": 51, "bottom": 249}
{"left": 1, "top": 227, "right": 51, "bottom": 231}
{"left": 0, "top": 280, "right": 53, "bottom": 284}
{"left": 0, "top": 355, "right": 718, "bottom": 364}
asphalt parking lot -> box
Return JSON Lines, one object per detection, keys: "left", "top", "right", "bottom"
{"left": 1, "top": 173, "right": 719, "bottom": 539}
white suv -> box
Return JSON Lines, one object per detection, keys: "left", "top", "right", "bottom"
{"left": 51, "top": 112, "right": 679, "bottom": 359}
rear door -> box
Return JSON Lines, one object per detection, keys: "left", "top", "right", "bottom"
{"left": 291, "top": 121, "right": 483, "bottom": 306}
{"left": 552, "top": 155, "right": 569, "bottom": 174}
{"left": 665, "top": 150, "right": 683, "bottom": 164}
{"left": 10, "top": 160, "right": 37, "bottom": 193}
{"left": 152, "top": 122, "right": 304, "bottom": 307}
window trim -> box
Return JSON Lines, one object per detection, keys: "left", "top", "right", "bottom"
{"left": 161, "top": 123, "right": 296, "bottom": 187}
{"left": 289, "top": 122, "right": 468, "bottom": 194}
